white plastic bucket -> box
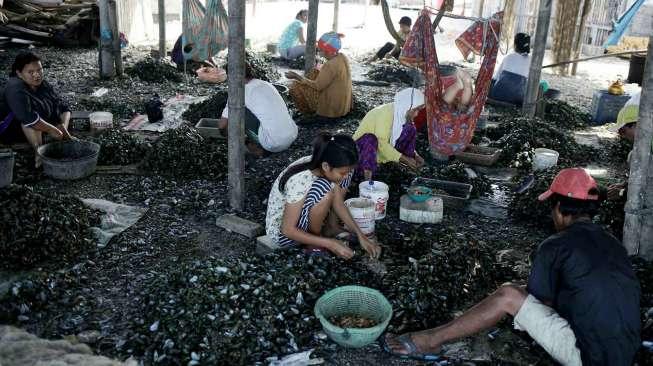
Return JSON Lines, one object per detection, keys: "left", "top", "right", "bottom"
{"left": 533, "top": 148, "right": 560, "bottom": 171}
{"left": 359, "top": 181, "right": 389, "bottom": 220}
{"left": 89, "top": 112, "right": 113, "bottom": 132}
{"left": 345, "top": 198, "right": 376, "bottom": 236}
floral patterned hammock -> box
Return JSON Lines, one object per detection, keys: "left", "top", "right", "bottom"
{"left": 400, "top": 9, "right": 503, "bottom": 157}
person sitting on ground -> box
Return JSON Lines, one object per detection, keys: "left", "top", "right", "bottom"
{"left": 278, "top": 9, "right": 308, "bottom": 61}
{"left": 371, "top": 16, "right": 412, "bottom": 62}
{"left": 265, "top": 133, "right": 382, "bottom": 259}
{"left": 0, "top": 52, "right": 74, "bottom": 167}
{"left": 218, "top": 63, "right": 298, "bottom": 157}
{"left": 606, "top": 90, "right": 640, "bottom": 201}
{"left": 353, "top": 88, "right": 425, "bottom": 181}
{"left": 489, "top": 33, "right": 532, "bottom": 105}
{"left": 384, "top": 167, "right": 641, "bottom": 365}
{"left": 286, "top": 32, "right": 352, "bottom": 122}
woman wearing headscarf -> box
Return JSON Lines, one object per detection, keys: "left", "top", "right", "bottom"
{"left": 353, "top": 88, "right": 425, "bottom": 181}
{"left": 286, "top": 32, "right": 352, "bottom": 122}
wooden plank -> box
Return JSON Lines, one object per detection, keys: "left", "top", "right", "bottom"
{"left": 304, "top": 0, "right": 319, "bottom": 74}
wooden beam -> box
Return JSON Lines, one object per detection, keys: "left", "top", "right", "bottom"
{"left": 522, "top": 0, "right": 552, "bottom": 117}
{"left": 158, "top": 0, "right": 166, "bottom": 59}
{"left": 623, "top": 35, "right": 653, "bottom": 259}
{"left": 304, "top": 0, "right": 319, "bottom": 74}
{"left": 542, "top": 49, "right": 647, "bottom": 69}
{"left": 227, "top": 0, "right": 246, "bottom": 211}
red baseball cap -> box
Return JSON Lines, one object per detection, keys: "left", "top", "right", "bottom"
{"left": 538, "top": 168, "right": 599, "bottom": 201}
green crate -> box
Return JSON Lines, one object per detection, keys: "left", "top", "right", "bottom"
{"left": 314, "top": 285, "right": 392, "bottom": 348}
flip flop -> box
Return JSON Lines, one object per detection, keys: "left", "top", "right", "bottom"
{"left": 382, "top": 333, "right": 442, "bottom": 362}
{"left": 514, "top": 174, "right": 535, "bottom": 194}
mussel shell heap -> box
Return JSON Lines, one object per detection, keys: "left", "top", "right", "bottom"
{"left": 142, "top": 125, "right": 227, "bottom": 180}
{"left": 543, "top": 99, "right": 591, "bottom": 130}
{"left": 93, "top": 129, "right": 150, "bottom": 166}
{"left": 365, "top": 59, "right": 415, "bottom": 85}
{"left": 125, "top": 57, "right": 183, "bottom": 83}
{"left": 0, "top": 185, "right": 101, "bottom": 270}
{"left": 182, "top": 89, "right": 228, "bottom": 125}
{"left": 488, "top": 115, "right": 597, "bottom": 168}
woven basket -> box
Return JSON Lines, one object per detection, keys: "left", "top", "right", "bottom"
{"left": 289, "top": 69, "right": 320, "bottom": 114}
{"left": 314, "top": 285, "right": 392, "bottom": 348}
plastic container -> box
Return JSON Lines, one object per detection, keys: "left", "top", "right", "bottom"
{"left": 589, "top": 90, "right": 630, "bottom": 125}
{"left": 359, "top": 181, "right": 389, "bottom": 220}
{"left": 345, "top": 198, "right": 375, "bottom": 236}
{"left": 195, "top": 118, "right": 225, "bottom": 139}
{"left": 410, "top": 177, "right": 473, "bottom": 209}
{"left": 89, "top": 112, "right": 113, "bottom": 132}
{"left": 266, "top": 42, "right": 278, "bottom": 54}
{"left": 533, "top": 148, "right": 559, "bottom": 171}
{"left": 400, "top": 195, "right": 443, "bottom": 224}
{"left": 0, "top": 149, "right": 15, "bottom": 188}
{"left": 406, "top": 186, "right": 432, "bottom": 202}
{"left": 454, "top": 145, "right": 502, "bottom": 166}
{"left": 38, "top": 140, "right": 100, "bottom": 180}
{"left": 314, "top": 285, "right": 392, "bottom": 348}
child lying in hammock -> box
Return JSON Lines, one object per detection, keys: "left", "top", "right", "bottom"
{"left": 442, "top": 69, "right": 475, "bottom": 111}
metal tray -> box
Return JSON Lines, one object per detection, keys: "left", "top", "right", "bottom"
{"left": 410, "top": 177, "right": 473, "bottom": 209}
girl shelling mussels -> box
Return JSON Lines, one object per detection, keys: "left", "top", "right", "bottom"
{"left": 265, "top": 133, "right": 381, "bottom": 259}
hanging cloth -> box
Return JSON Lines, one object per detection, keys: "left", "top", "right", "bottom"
{"left": 182, "top": 0, "right": 229, "bottom": 62}
{"left": 400, "top": 9, "right": 502, "bottom": 156}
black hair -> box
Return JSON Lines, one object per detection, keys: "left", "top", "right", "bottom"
{"left": 225, "top": 59, "right": 254, "bottom": 79}
{"left": 279, "top": 132, "right": 358, "bottom": 191}
{"left": 399, "top": 16, "right": 412, "bottom": 27}
{"left": 296, "top": 9, "right": 308, "bottom": 19}
{"left": 514, "top": 33, "right": 531, "bottom": 54}
{"left": 548, "top": 192, "right": 601, "bottom": 218}
{"left": 11, "top": 52, "right": 41, "bottom": 76}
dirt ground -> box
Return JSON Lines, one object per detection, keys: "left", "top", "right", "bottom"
{"left": 0, "top": 42, "right": 648, "bottom": 366}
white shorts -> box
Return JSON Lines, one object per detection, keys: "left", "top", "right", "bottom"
{"left": 514, "top": 295, "right": 582, "bottom": 366}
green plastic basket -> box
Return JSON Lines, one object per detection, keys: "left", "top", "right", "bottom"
{"left": 314, "top": 285, "right": 393, "bottom": 348}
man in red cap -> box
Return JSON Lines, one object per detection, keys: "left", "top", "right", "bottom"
{"left": 385, "top": 168, "right": 641, "bottom": 365}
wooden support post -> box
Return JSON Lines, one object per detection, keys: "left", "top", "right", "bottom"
{"left": 158, "top": 0, "right": 165, "bottom": 59}
{"left": 332, "top": 0, "right": 340, "bottom": 32}
{"left": 571, "top": 0, "right": 591, "bottom": 76}
{"left": 522, "top": 0, "right": 552, "bottom": 117}
{"left": 109, "top": 0, "right": 122, "bottom": 75}
{"left": 252, "top": 0, "right": 256, "bottom": 17}
{"left": 98, "top": 0, "right": 114, "bottom": 78}
{"left": 623, "top": 36, "right": 653, "bottom": 259}
{"left": 304, "top": 0, "right": 319, "bottom": 74}
{"left": 227, "top": 0, "right": 246, "bottom": 211}
{"left": 473, "top": 0, "right": 485, "bottom": 17}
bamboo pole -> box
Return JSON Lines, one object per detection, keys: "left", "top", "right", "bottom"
{"left": 473, "top": 0, "right": 485, "bottom": 17}
{"left": 252, "top": 0, "right": 256, "bottom": 17}
{"left": 109, "top": 0, "right": 122, "bottom": 75}
{"left": 332, "top": 0, "right": 340, "bottom": 32}
{"left": 304, "top": 0, "right": 319, "bottom": 75}
{"left": 227, "top": 0, "right": 246, "bottom": 211}
{"left": 571, "top": 0, "right": 591, "bottom": 76}
{"left": 623, "top": 36, "right": 653, "bottom": 259}
{"left": 542, "top": 49, "right": 648, "bottom": 68}
{"left": 380, "top": 0, "right": 403, "bottom": 45}
{"left": 158, "top": 0, "right": 165, "bottom": 59}
{"left": 522, "top": 0, "right": 552, "bottom": 117}
{"left": 98, "top": 0, "right": 114, "bottom": 78}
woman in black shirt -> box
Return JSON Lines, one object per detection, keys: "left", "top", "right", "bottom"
{"left": 0, "top": 52, "right": 74, "bottom": 167}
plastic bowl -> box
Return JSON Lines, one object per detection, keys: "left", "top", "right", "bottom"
{"left": 407, "top": 185, "right": 433, "bottom": 202}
